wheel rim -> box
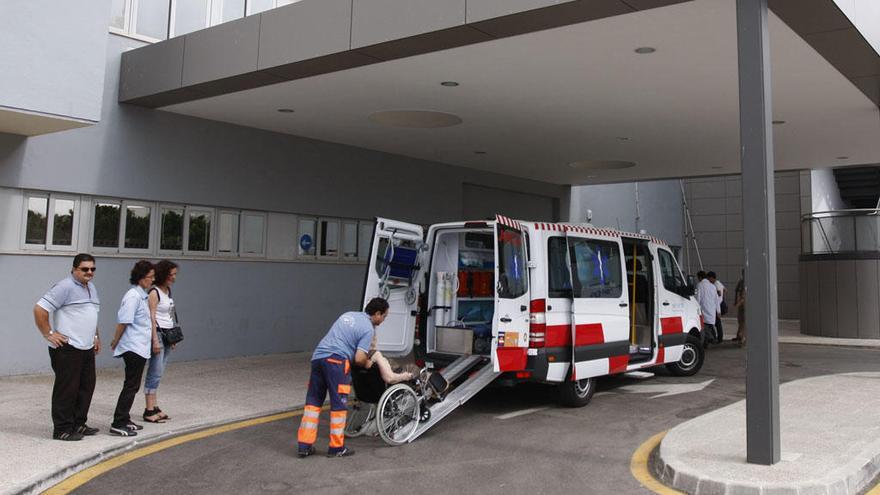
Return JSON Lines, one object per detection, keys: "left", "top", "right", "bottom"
{"left": 679, "top": 343, "right": 698, "bottom": 369}
{"left": 377, "top": 385, "right": 420, "bottom": 445}
{"left": 574, "top": 378, "right": 593, "bottom": 398}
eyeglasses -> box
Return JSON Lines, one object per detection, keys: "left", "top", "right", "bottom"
{"left": 79, "top": 267, "right": 97, "bottom": 273}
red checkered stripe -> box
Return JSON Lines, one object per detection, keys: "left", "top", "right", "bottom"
{"left": 495, "top": 214, "right": 523, "bottom": 231}
{"left": 530, "top": 222, "right": 668, "bottom": 245}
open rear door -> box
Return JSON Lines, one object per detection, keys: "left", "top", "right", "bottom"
{"left": 566, "top": 227, "right": 631, "bottom": 379}
{"left": 363, "top": 218, "right": 424, "bottom": 357}
{"left": 492, "top": 215, "right": 531, "bottom": 373}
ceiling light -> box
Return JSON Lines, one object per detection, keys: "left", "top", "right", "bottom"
{"left": 441, "top": 81, "right": 459, "bottom": 87}
{"left": 772, "top": 120, "right": 785, "bottom": 125}
{"left": 836, "top": 156, "right": 849, "bottom": 160}
{"left": 277, "top": 108, "right": 295, "bottom": 113}
{"left": 616, "top": 137, "right": 630, "bottom": 141}
{"left": 368, "top": 110, "right": 462, "bottom": 128}
{"left": 474, "top": 151, "right": 487, "bottom": 155}
{"left": 568, "top": 160, "right": 636, "bottom": 170}
{"left": 634, "top": 47, "right": 656, "bottom": 54}
{"left": 711, "top": 166, "right": 723, "bottom": 170}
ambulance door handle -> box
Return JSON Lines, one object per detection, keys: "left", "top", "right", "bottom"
{"left": 520, "top": 305, "right": 527, "bottom": 311}
{"left": 619, "top": 303, "right": 628, "bottom": 307}
{"left": 500, "top": 317, "right": 512, "bottom": 323}
{"left": 662, "top": 301, "right": 670, "bottom": 306}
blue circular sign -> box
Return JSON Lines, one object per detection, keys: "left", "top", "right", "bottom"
{"left": 299, "top": 234, "right": 313, "bottom": 252}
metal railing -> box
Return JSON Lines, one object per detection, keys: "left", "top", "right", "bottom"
{"left": 801, "top": 209, "right": 880, "bottom": 255}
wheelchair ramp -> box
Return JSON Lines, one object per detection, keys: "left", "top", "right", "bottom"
{"left": 408, "top": 357, "right": 498, "bottom": 443}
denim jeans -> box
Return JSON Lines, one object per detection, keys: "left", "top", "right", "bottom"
{"left": 144, "top": 337, "right": 171, "bottom": 394}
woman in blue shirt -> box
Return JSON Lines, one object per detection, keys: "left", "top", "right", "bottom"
{"left": 109, "top": 260, "right": 154, "bottom": 436}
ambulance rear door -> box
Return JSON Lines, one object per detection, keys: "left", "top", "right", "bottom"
{"left": 363, "top": 218, "right": 425, "bottom": 357}
{"left": 654, "top": 245, "right": 690, "bottom": 363}
{"left": 566, "top": 228, "right": 631, "bottom": 378}
{"left": 492, "top": 215, "right": 531, "bottom": 373}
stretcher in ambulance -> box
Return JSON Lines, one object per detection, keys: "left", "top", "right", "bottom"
{"left": 363, "top": 214, "right": 703, "bottom": 415}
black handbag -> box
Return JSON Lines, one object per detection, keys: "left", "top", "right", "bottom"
{"left": 158, "top": 288, "right": 184, "bottom": 346}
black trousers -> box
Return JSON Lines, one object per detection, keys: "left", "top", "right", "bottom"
{"left": 49, "top": 345, "right": 96, "bottom": 435}
{"left": 113, "top": 352, "right": 147, "bottom": 427}
{"left": 715, "top": 315, "right": 724, "bottom": 342}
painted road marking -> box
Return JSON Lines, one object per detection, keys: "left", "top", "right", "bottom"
{"left": 495, "top": 407, "right": 548, "bottom": 420}
{"left": 630, "top": 431, "right": 685, "bottom": 495}
{"left": 41, "top": 407, "right": 324, "bottom": 495}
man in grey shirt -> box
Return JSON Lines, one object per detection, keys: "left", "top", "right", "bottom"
{"left": 34, "top": 254, "right": 101, "bottom": 441}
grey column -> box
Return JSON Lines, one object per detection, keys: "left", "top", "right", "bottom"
{"left": 736, "top": 0, "right": 780, "bottom": 465}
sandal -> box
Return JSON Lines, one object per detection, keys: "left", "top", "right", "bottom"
{"left": 143, "top": 409, "right": 167, "bottom": 423}
{"left": 154, "top": 407, "right": 170, "bottom": 421}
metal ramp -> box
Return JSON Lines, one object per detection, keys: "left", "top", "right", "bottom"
{"left": 408, "top": 355, "right": 499, "bottom": 443}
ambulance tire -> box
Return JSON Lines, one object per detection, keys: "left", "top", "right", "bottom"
{"left": 666, "top": 335, "right": 704, "bottom": 376}
{"left": 557, "top": 377, "right": 596, "bottom": 408}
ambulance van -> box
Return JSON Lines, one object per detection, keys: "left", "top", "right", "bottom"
{"left": 364, "top": 214, "right": 703, "bottom": 408}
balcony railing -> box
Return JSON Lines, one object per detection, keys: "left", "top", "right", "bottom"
{"left": 801, "top": 209, "right": 880, "bottom": 255}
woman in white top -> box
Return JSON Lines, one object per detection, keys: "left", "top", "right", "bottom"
{"left": 143, "top": 260, "right": 179, "bottom": 423}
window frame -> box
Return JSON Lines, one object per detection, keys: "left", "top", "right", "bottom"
{"left": 296, "top": 216, "right": 318, "bottom": 260}
{"left": 215, "top": 209, "right": 241, "bottom": 257}
{"left": 317, "top": 217, "right": 341, "bottom": 261}
{"left": 340, "top": 219, "right": 360, "bottom": 261}
{"left": 119, "top": 200, "right": 155, "bottom": 254}
{"left": 89, "top": 198, "right": 123, "bottom": 254}
{"left": 157, "top": 204, "right": 186, "bottom": 255}
{"left": 112, "top": 0, "right": 171, "bottom": 43}
{"left": 20, "top": 192, "right": 50, "bottom": 251}
{"left": 239, "top": 210, "right": 267, "bottom": 258}
{"left": 46, "top": 194, "right": 80, "bottom": 252}
{"left": 183, "top": 206, "right": 215, "bottom": 256}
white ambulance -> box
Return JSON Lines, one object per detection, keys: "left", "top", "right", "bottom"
{"left": 364, "top": 214, "right": 703, "bottom": 410}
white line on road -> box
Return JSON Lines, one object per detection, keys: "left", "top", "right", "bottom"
{"left": 496, "top": 407, "right": 548, "bottom": 420}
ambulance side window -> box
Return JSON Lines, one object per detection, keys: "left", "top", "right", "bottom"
{"left": 568, "top": 238, "right": 623, "bottom": 298}
{"left": 497, "top": 225, "right": 528, "bottom": 299}
{"left": 658, "top": 249, "right": 686, "bottom": 292}
{"left": 547, "top": 237, "right": 572, "bottom": 298}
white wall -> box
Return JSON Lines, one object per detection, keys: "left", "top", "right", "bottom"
{"left": 833, "top": 0, "right": 880, "bottom": 56}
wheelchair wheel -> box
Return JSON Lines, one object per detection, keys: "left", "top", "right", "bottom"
{"left": 345, "top": 402, "right": 375, "bottom": 438}
{"left": 376, "top": 384, "right": 420, "bottom": 445}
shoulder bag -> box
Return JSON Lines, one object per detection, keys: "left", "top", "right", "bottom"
{"left": 158, "top": 288, "right": 184, "bottom": 346}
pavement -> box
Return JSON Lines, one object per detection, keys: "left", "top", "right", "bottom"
{"left": 2, "top": 319, "right": 879, "bottom": 495}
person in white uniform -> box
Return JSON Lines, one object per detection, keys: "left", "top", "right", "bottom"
{"left": 695, "top": 270, "right": 719, "bottom": 345}
{"left": 708, "top": 271, "right": 726, "bottom": 342}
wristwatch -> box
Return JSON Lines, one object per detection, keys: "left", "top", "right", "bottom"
{"left": 46, "top": 330, "right": 54, "bottom": 339}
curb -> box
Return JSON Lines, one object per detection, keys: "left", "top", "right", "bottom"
{"left": 13, "top": 405, "right": 303, "bottom": 495}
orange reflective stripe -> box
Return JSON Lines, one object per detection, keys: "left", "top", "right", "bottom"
{"left": 297, "top": 422, "right": 318, "bottom": 444}
{"left": 327, "top": 358, "right": 343, "bottom": 364}
{"left": 300, "top": 416, "right": 319, "bottom": 425}
{"left": 329, "top": 433, "right": 345, "bottom": 448}
{"left": 337, "top": 384, "right": 351, "bottom": 395}
{"left": 330, "top": 410, "right": 346, "bottom": 418}
{"left": 304, "top": 405, "right": 321, "bottom": 414}
{"left": 345, "top": 360, "right": 350, "bottom": 374}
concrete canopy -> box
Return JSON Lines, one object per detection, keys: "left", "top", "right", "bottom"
{"left": 119, "top": 0, "right": 880, "bottom": 185}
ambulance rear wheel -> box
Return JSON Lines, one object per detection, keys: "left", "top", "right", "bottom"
{"left": 666, "top": 335, "right": 704, "bottom": 376}
{"left": 558, "top": 377, "right": 596, "bottom": 407}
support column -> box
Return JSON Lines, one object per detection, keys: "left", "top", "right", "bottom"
{"left": 736, "top": 0, "right": 780, "bottom": 465}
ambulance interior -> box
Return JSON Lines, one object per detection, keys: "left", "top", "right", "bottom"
{"left": 426, "top": 229, "right": 496, "bottom": 357}
{"left": 622, "top": 237, "right": 655, "bottom": 364}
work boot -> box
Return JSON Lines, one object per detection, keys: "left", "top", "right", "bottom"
{"left": 297, "top": 445, "right": 316, "bottom": 458}
{"left": 327, "top": 447, "right": 355, "bottom": 458}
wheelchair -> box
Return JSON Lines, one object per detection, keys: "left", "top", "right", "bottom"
{"left": 344, "top": 365, "right": 448, "bottom": 445}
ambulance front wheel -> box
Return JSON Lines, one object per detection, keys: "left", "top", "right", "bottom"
{"left": 666, "top": 334, "right": 705, "bottom": 376}
{"left": 558, "top": 377, "right": 596, "bottom": 407}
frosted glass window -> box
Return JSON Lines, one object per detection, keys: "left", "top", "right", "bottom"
{"left": 25, "top": 197, "right": 49, "bottom": 245}
{"left": 298, "top": 218, "right": 316, "bottom": 257}
{"left": 172, "top": 0, "right": 209, "bottom": 36}
{"left": 217, "top": 211, "right": 240, "bottom": 254}
{"left": 51, "top": 199, "right": 75, "bottom": 247}
{"left": 135, "top": 0, "right": 170, "bottom": 39}
{"left": 247, "top": 0, "right": 273, "bottom": 14}
{"left": 241, "top": 213, "right": 266, "bottom": 255}
{"left": 342, "top": 222, "right": 358, "bottom": 259}
{"left": 212, "top": 0, "right": 245, "bottom": 24}
{"left": 320, "top": 220, "right": 340, "bottom": 258}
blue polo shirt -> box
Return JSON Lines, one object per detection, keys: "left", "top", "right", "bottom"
{"left": 312, "top": 312, "right": 374, "bottom": 362}
{"left": 37, "top": 274, "right": 100, "bottom": 350}
{"left": 114, "top": 286, "right": 152, "bottom": 359}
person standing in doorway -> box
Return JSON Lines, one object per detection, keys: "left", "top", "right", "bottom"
{"left": 109, "top": 260, "right": 154, "bottom": 436}
{"left": 695, "top": 271, "right": 719, "bottom": 345}
{"left": 734, "top": 270, "right": 746, "bottom": 346}
{"left": 143, "top": 260, "right": 179, "bottom": 423}
{"left": 296, "top": 297, "right": 389, "bottom": 458}
{"left": 33, "top": 254, "right": 101, "bottom": 441}
{"left": 708, "top": 271, "right": 726, "bottom": 342}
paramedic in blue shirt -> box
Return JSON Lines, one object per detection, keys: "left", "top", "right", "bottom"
{"left": 33, "top": 254, "right": 101, "bottom": 441}
{"left": 297, "top": 297, "right": 390, "bottom": 458}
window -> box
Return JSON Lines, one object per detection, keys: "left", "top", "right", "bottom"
{"left": 110, "top": 0, "right": 128, "bottom": 30}
{"left": 658, "top": 249, "right": 686, "bottom": 292}
{"left": 211, "top": 0, "right": 245, "bottom": 24}
{"left": 185, "top": 208, "right": 213, "bottom": 254}
{"left": 547, "top": 237, "right": 572, "bottom": 298}
{"left": 24, "top": 193, "right": 80, "bottom": 251}
{"left": 92, "top": 201, "right": 122, "bottom": 249}
{"left": 123, "top": 203, "right": 152, "bottom": 251}
{"left": 24, "top": 195, "right": 49, "bottom": 246}
{"left": 341, "top": 220, "right": 359, "bottom": 260}
{"left": 497, "top": 225, "right": 528, "bottom": 299}
{"left": 297, "top": 217, "right": 317, "bottom": 258}
{"left": 216, "top": 210, "right": 240, "bottom": 255}
{"left": 240, "top": 212, "right": 266, "bottom": 256}
{"left": 171, "top": 0, "right": 210, "bottom": 37}
{"left": 51, "top": 198, "right": 76, "bottom": 248}
{"left": 246, "top": 0, "right": 274, "bottom": 14}
{"left": 358, "top": 221, "right": 374, "bottom": 262}
{"left": 568, "top": 238, "right": 623, "bottom": 298}
{"left": 159, "top": 206, "right": 185, "bottom": 252}
{"left": 319, "top": 219, "right": 340, "bottom": 259}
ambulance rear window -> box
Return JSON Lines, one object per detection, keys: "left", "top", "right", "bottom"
{"left": 497, "top": 224, "right": 528, "bottom": 299}
{"left": 568, "top": 238, "right": 623, "bottom": 298}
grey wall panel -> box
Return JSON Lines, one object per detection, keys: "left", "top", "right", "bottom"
{"left": 726, "top": 214, "right": 743, "bottom": 231}
{"left": 779, "top": 300, "right": 800, "bottom": 320}
{"left": 0, "top": 0, "right": 109, "bottom": 122}
{"left": 778, "top": 264, "right": 799, "bottom": 284}
{"left": 818, "top": 261, "right": 838, "bottom": 337}
{"left": 258, "top": 0, "right": 354, "bottom": 70}
{"left": 777, "top": 228, "right": 802, "bottom": 249}
{"left": 799, "top": 262, "right": 809, "bottom": 331}
{"left": 856, "top": 260, "right": 880, "bottom": 339}
{"left": 775, "top": 172, "right": 800, "bottom": 194}
{"left": 689, "top": 181, "right": 726, "bottom": 200}
{"left": 691, "top": 197, "right": 725, "bottom": 216}
{"left": 181, "top": 15, "right": 261, "bottom": 86}
{"left": 777, "top": 283, "right": 799, "bottom": 303}
{"left": 775, "top": 210, "right": 802, "bottom": 229}
{"left": 727, "top": 230, "right": 743, "bottom": 248}
{"left": 775, "top": 192, "right": 801, "bottom": 212}
{"left": 119, "top": 37, "right": 185, "bottom": 102}
{"left": 695, "top": 231, "right": 725, "bottom": 249}
{"left": 691, "top": 214, "right": 725, "bottom": 232}
{"left": 462, "top": 184, "right": 557, "bottom": 222}
{"left": 805, "top": 261, "right": 820, "bottom": 335}
{"left": 836, "top": 260, "right": 859, "bottom": 338}
{"left": 351, "top": 0, "right": 466, "bottom": 49}
{"left": 466, "top": 0, "right": 569, "bottom": 23}
{"left": 725, "top": 196, "right": 743, "bottom": 214}
{"left": 724, "top": 177, "right": 742, "bottom": 197}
